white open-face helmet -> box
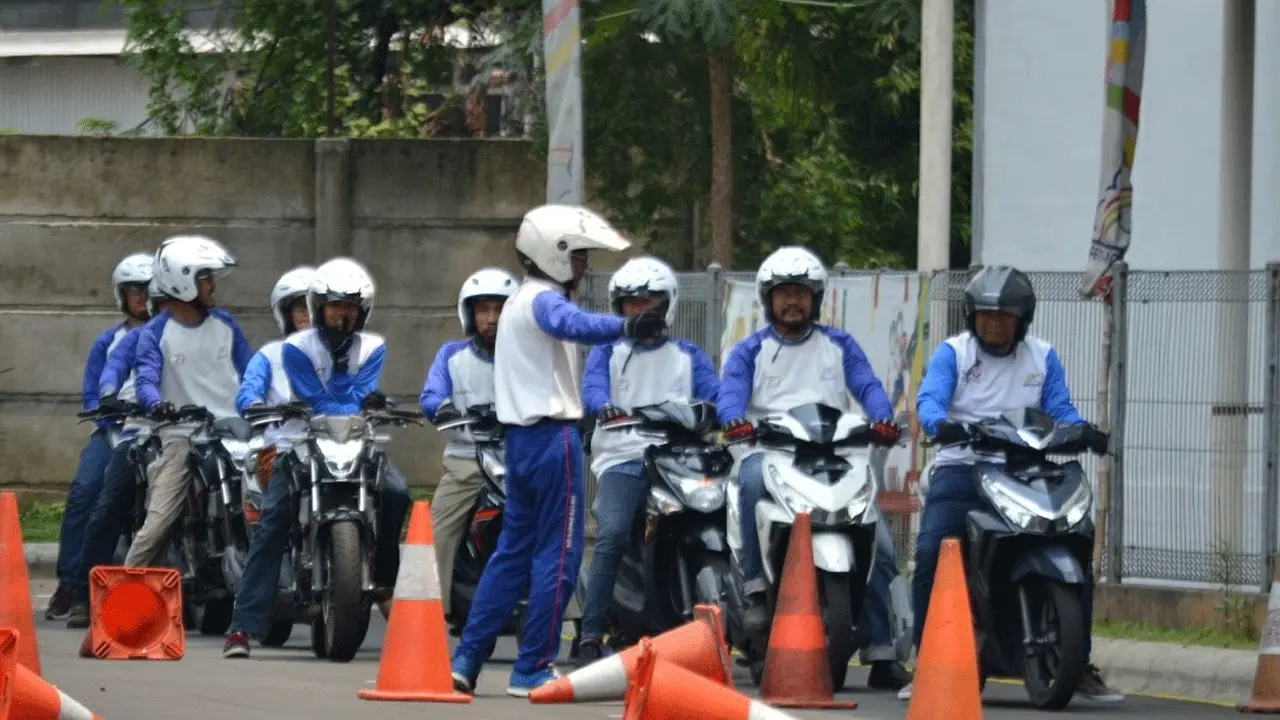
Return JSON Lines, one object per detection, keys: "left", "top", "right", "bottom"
{"left": 111, "top": 252, "right": 155, "bottom": 313}
{"left": 270, "top": 265, "right": 317, "bottom": 335}
{"left": 608, "top": 256, "right": 679, "bottom": 327}
{"left": 756, "top": 246, "right": 828, "bottom": 323}
{"left": 306, "top": 257, "right": 376, "bottom": 331}
{"left": 153, "top": 235, "right": 236, "bottom": 303}
{"left": 514, "top": 204, "right": 630, "bottom": 284}
{"left": 458, "top": 267, "right": 518, "bottom": 335}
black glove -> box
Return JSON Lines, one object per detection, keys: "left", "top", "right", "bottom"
{"left": 97, "top": 394, "right": 127, "bottom": 414}
{"left": 1083, "top": 424, "right": 1109, "bottom": 455}
{"left": 722, "top": 418, "right": 756, "bottom": 443}
{"left": 362, "top": 391, "right": 388, "bottom": 411}
{"left": 623, "top": 309, "right": 666, "bottom": 341}
{"left": 870, "top": 421, "right": 901, "bottom": 446}
{"left": 597, "top": 405, "right": 628, "bottom": 425}
{"left": 151, "top": 401, "right": 176, "bottom": 420}
{"left": 933, "top": 420, "right": 968, "bottom": 445}
{"left": 431, "top": 400, "right": 462, "bottom": 425}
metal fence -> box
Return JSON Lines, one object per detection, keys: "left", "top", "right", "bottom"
{"left": 578, "top": 262, "right": 1280, "bottom": 592}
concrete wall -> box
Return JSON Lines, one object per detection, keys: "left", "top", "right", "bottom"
{"left": 0, "top": 135, "right": 609, "bottom": 498}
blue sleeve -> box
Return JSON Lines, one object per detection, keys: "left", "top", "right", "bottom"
{"left": 532, "top": 290, "right": 626, "bottom": 344}
{"left": 581, "top": 344, "right": 615, "bottom": 415}
{"left": 419, "top": 342, "right": 461, "bottom": 419}
{"left": 283, "top": 344, "right": 331, "bottom": 412}
{"left": 916, "top": 344, "right": 958, "bottom": 436}
{"left": 832, "top": 330, "right": 894, "bottom": 421}
{"left": 81, "top": 326, "right": 117, "bottom": 411}
{"left": 679, "top": 340, "right": 720, "bottom": 403}
{"left": 346, "top": 345, "right": 386, "bottom": 400}
{"left": 215, "top": 311, "right": 254, "bottom": 377}
{"left": 98, "top": 330, "right": 141, "bottom": 397}
{"left": 235, "top": 351, "right": 273, "bottom": 414}
{"left": 289, "top": 344, "right": 388, "bottom": 415}
{"left": 134, "top": 316, "right": 167, "bottom": 410}
{"left": 717, "top": 337, "right": 761, "bottom": 423}
{"left": 1041, "top": 347, "right": 1085, "bottom": 425}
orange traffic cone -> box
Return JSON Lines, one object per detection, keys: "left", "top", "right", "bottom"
{"left": 85, "top": 566, "right": 185, "bottom": 660}
{"left": 1240, "top": 551, "right": 1280, "bottom": 712}
{"left": 0, "top": 491, "right": 40, "bottom": 676}
{"left": 622, "top": 637, "right": 800, "bottom": 720}
{"left": 906, "top": 537, "right": 982, "bottom": 720}
{"left": 530, "top": 603, "right": 733, "bottom": 704}
{"left": 0, "top": 627, "right": 16, "bottom": 719}
{"left": 357, "top": 500, "right": 471, "bottom": 703}
{"left": 8, "top": 643, "right": 104, "bottom": 719}
{"left": 757, "top": 512, "right": 857, "bottom": 709}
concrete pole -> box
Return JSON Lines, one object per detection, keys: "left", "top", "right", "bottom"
{"left": 918, "top": 0, "right": 954, "bottom": 274}
{"left": 1210, "top": 0, "right": 1255, "bottom": 569}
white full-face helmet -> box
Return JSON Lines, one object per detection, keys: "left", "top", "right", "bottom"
{"left": 514, "top": 204, "right": 630, "bottom": 285}
{"left": 153, "top": 235, "right": 236, "bottom": 303}
{"left": 111, "top": 252, "right": 155, "bottom": 314}
{"left": 306, "top": 257, "right": 376, "bottom": 333}
{"left": 608, "top": 256, "right": 679, "bottom": 327}
{"left": 756, "top": 246, "right": 828, "bottom": 324}
{"left": 270, "top": 265, "right": 317, "bottom": 335}
{"left": 458, "top": 267, "right": 518, "bottom": 335}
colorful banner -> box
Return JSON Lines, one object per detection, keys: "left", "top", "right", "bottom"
{"left": 719, "top": 275, "right": 930, "bottom": 491}
{"left": 541, "top": 0, "right": 584, "bottom": 204}
{"left": 1081, "top": 0, "right": 1146, "bottom": 299}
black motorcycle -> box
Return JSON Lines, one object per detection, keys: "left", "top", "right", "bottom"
{"left": 932, "top": 407, "right": 1102, "bottom": 709}
{"left": 572, "top": 399, "right": 733, "bottom": 649}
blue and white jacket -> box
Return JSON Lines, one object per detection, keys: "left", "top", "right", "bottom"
{"left": 420, "top": 338, "right": 495, "bottom": 460}
{"left": 237, "top": 339, "right": 305, "bottom": 449}
{"left": 134, "top": 309, "right": 253, "bottom": 422}
{"left": 283, "top": 328, "right": 387, "bottom": 415}
{"left": 82, "top": 322, "right": 130, "bottom": 431}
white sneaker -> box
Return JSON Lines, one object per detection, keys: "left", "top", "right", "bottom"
{"left": 897, "top": 681, "right": 913, "bottom": 701}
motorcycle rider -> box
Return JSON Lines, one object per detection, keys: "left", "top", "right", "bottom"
{"left": 576, "top": 255, "right": 719, "bottom": 665}
{"left": 126, "top": 235, "right": 253, "bottom": 569}
{"left": 717, "top": 246, "right": 911, "bottom": 690}
{"left": 46, "top": 252, "right": 154, "bottom": 620}
{"left": 65, "top": 279, "right": 173, "bottom": 628}
{"left": 419, "top": 267, "right": 518, "bottom": 625}
{"left": 223, "top": 257, "right": 411, "bottom": 659}
{"left": 450, "top": 204, "right": 664, "bottom": 697}
{"left": 901, "top": 265, "right": 1122, "bottom": 703}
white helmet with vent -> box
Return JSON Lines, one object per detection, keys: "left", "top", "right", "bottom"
{"left": 458, "top": 267, "right": 518, "bottom": 335}
{"left": 111, "top": 252, "right": 155, "bottom": 313}
{"left": 270, "top": 265, "right": 317, "bottom": 334}
{"left": 608, "top": 256, "right": 679, "bottom": 327}
{"left": 306, "top": 257, "right": 376, "bottom": 331}
{"left": 153, "top": 235, "right": 236, "bottom": 303}
{"left": 515, "top": 204, "right": 630, "bottom": 284}
{"left": 756, "top": 246, "right": 828, "bottom": 323}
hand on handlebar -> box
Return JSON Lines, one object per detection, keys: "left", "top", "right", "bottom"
{"left": 869, "top": 421, "right": 901, "bottom": 446}
{"left": 931, "top": 420, "right": 968, "bottom": 445}
{"left": 361, "top": 391, "right": 389, "bottom": 411}
{"left": 597, "top": 405, "right": 628, "bottom": 425}
{"left": 721, "top": 418, "right": 755, "bottom": 444}
{"left": 431, "top": 400, "right": 462, "bottom": 426}
{"left": 1083, "top": 423, "right": 1109, "bottom": 455}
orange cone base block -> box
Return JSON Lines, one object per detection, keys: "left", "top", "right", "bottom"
{"left": 357, "top": 688, "right": 473, "bottom": 704}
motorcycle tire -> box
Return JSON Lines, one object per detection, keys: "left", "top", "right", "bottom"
{"left": 1021, "top": 579, "right": 1087, "bottom": 710}
{"left": 817, "top": 570, "right": 857, "bottom": 692}
{"left": 321, "top": 521, "right": 372, "bottom": 663}
{"left": 260, "top": 619, "right": 294, "bottom": 647}
{"left": 186, "top": 593, "right": 234, "bottom": 636}
{"left": 310, "top": 618, "right": 328, "bottom": 659}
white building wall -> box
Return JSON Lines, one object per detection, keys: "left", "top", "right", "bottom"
{"left": 0, "top": 56, "right": 151, "bottom": 135}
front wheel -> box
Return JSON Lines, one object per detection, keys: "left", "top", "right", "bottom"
{"left": 817, "top": 570, "right": 857, "bottom": 692}
{"left": 1021, "top": 579, "right": 1087, "bottom": 710}
{"left": 321, "top": 521, "right": 372, "bottom": 663}
{"left": 261, "top": 618, "right": 294, "bottom": 647}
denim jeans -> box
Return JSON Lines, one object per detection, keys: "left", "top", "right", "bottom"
{"left": 229, "top": 454, "right": 411, "bottom": 637}
{"left": 859, "top": 520, "right": 902, "bottom": 661}
{"left": 580, "top": 459, "right": 648, "bottom": 639}
{"left": 56, "top": 429, "right": 114, "bottom": 583}
{"left": 71, "top": 438, "right": 138, "bottom": 604}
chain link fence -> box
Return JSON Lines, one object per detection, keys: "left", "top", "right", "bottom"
{"left": 577, "top": 262, "right": 1280, "bottom": 591}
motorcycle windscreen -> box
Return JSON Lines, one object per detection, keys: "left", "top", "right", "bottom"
{"left": 781, "top": 403, "right": 844, "bottom": 444}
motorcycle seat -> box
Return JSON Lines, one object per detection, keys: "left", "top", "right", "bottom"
{"left": 213, "top": 417, "right": 252, "bottom": 441}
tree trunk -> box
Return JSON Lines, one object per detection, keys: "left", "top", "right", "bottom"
{"left": 707, "top": 49, "right": 734, "bottom": 268}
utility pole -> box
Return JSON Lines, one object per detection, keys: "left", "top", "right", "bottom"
{"left": 917, "top": 0, "right": 954, "bottom": 274}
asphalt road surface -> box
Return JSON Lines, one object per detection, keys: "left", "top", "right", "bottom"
{"left": 28, "top": 578, "right": 1237, "bottom": 720}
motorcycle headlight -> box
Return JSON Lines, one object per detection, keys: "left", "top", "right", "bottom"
{"left": 315, "top": 438, "right": 363, "bottom": 478}
{"left": 1058, "top": 480, "right": 1093, "bottom": 531}
{"left": 980, "top": 473, "right": 1044, "bottom": 532}
{"left": 649, "top": 485, "right": 683, "bottom": 515}
{"left": 843, "top": 466, "right": 875, "bottom": 521}
{"left": 673, "top": 477, "right": 725, "bottom": 513}
{"left": 766, "top": 465, "right": 815, "bottom": 516}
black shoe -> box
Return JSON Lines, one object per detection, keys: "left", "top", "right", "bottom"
{"left": 223, "top": 631, "right": 251, "bottom": 659}
{"left": 743, "top": 593, "right": 769, "bottom": 633}
{"left": 44, "top": 584, "right": 74, "bottom": 621}
{"left": 576, "top": 638, "right": 603, "bottom": 669}
{"left": 867, "top": 660, "right": 912, "bottom": 690}
{"left": 65, "top": 602, "right": 90, "bottom": 629}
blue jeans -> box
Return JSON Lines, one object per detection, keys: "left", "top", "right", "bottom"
{"left": 738, "top": 452, "right": 900, "bottom": 657}
{"left": 456, "top": 420, "right": 586, "bottom": 675}
{"left": 580, "top": 459, "right": 647, "bottom": 640}
{"left": 911, "top": 464, "right": 1096, "bottom": 657}
{"left": 230, "top": 454, "right": 411, "bottom": 637}
{"left": 56, "top": 429, "right": 113, "bottom": 583}
{"left": 71, "top": 438, "right": 139, "bottom": 604}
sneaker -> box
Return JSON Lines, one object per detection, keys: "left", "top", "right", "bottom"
{"left": 896, "top": 681, "right": 913, "bottom": 701}
{"left": 222, "top": 631, "right": 251, "bottom": 659}
{"left": 451, "top": 654, "right": 481, "bottom": 694}
{"left": 65, "top": 603, "right": 90, "bottom": 629}
{"left": 44, "top": 584, "right": 74, "bottom": 621}
{"left": 1076, "top": 663, "right": 1124, "bottom": 702}
{"left": 575, "top": 638, "right": 604, "bottom": 668}
{"left": 868, "top": 660, "right": 912, "bottom": 690}
{"left": 743, "top": 593, "right": 769, "bottom": 633}
{"left": 507, "top": 666, "right": 561, "bottom": 697}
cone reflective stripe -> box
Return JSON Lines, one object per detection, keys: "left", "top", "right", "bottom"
{"left": 529, "top": 603, "right": 733, "bottom": 704}
{"left": 622, "top": 638, "right": 800, "bottom": 720}
{"left": 11, "top": 662, "right": 104, "bottom": 720}
{"left": 358, "top": 500, "right": 471, "bottom": 704}
{"left": 1240, "top": 551, "right": 1280, "bottom": 712}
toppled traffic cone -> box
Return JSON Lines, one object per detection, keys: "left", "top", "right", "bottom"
{"left": 757, "top": 512, "right": 857, "bottom": 709}
{"left": 1240, "top": 551, "right": 1280, "bottom": 712}
{"left": 357, "top": 501, "right": 471, "bottom": 703}
{"left": 530, "top": 603, "right": 733, "bottom": 703}
{"left": 622, "top": 637, "right": 798, "bottom": 720}
{"left": 906, "top": 537, "right": 982, "bottom": 720}
{"left": 9, "top": 643, "right": 104, "bottom": 720}
{"left": 0, "top": 491, "right": 41, "bottom": 676}
{"left": 86, "top": 566, "right": 184, "bottom": 660}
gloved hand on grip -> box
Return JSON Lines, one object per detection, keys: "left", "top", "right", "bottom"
{"left": 431, "top": 400, "right": 462, "bottom": 426}
{"left": 362, "top": 391, "right": 388, "bottom": 411}
{"left": 721, "top": 418, "right": 756, "bottom": 444}
{"left": 1083, "top": 423, "right": 1109, "bottom": 455}
{"left": 623, "top": 309, "right": 666, "bottom": 341}
{"left": 932, "top": 420, "right": 968, "bottom": 445}
{"left": 870, "top": 421, "right": 901, "bottom": 446}
{"left": 598, "top": 405, "right": 628, "bottom": 425}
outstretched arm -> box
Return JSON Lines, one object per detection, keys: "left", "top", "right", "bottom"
{"left": 533, "top": 290, "right": 626, "bottom": 344}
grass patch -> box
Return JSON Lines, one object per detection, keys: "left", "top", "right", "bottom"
{"left": 20, "top": 501, "right": 64, "bottom": 542}
{"left": 1093, "top": 619, "right": 1256, "bottom": 650}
